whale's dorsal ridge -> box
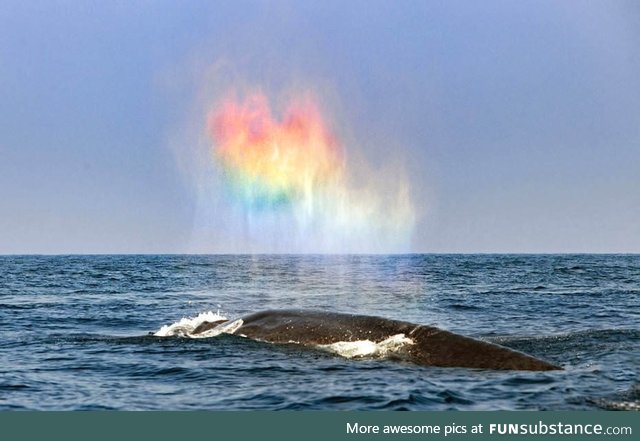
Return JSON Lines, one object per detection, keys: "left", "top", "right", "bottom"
{"left": 188, "top": 309, "right": 561, "bottom": 371}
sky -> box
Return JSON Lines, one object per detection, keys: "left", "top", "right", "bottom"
{"left": 1, "top": 0, "right": 639, "bottom": 254}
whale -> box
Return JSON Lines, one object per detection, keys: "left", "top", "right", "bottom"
{"left": 190, "top": 309, "right": 561, "bottom": 371}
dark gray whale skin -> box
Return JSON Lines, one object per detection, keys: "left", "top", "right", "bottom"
{"left": 192, "top": 309, "right": 561, "bottom": 371}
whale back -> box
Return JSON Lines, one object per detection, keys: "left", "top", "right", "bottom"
{"left": 236, "top": 309, "right": 417, "bottom": 344}
{"left": 235, "top": 309, "right": 560, "bottom": 371}
{"left": 406, "top": 325, "right": 560, "bottom": 371}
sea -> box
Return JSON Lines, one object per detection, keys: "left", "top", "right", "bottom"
{"left": 1, "top": 254, "right": 638, "bottom": 410}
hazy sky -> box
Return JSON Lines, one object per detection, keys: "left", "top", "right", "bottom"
{"left": 1, "top": 0, "right": 639, "bottom": 254}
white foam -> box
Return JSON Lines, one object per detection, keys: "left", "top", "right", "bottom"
{"left": 318, "top": 334, "right": 414, "bottom": 359}
{"left": 190, "top": 319, "right": 244, "bottom": 339}
{"left": 154, "top": 310, "right": 228, "bottom": 337}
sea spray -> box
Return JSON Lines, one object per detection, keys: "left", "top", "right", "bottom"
{"left": 198, "top": 90, "right": 415, "bottom": 253}
{"left": 317, "top": 334, "right": 414, "bottom": 359}
{"left": 154, "top": 310, "right": 228, "bottom": 337}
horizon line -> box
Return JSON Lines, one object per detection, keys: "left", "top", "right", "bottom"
{"left": 1, "top": 252, "right": 639, "bottom": 257}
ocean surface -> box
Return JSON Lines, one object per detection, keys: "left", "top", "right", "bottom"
{"left": 1, "top": 254, "right": 638, "bottom": 410}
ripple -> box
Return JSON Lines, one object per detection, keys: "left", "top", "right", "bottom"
{"left": 1, "top": 254, "right": 639, "bottom": 410}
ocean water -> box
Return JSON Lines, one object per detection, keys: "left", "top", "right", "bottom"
{"left": 1, "top": 254, "right": 638, "bottom": 410}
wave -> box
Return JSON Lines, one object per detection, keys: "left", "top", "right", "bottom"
{"left": 154, "top": 310, "right": 415, "bottom": 360}
{"left": 154, "top": 310, "right": 241, "bottom": 338}
{"left": 588, "top": 384, "right": 640, "bottom": 411}
{"left": 489, "top": 328, "right": 640, "bottom": 346}
{"left": 318, "top": 334, "right": 413, "bottom": 359}
{"left": 591, "top": 399, "right": 640, "bottom": 411}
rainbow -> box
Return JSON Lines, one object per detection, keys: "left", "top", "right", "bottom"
{"left": 205, "top": 90, "right": 415, "bottom": 252}
{"left": 208, "top": 93, "right": 343, "bottom": 209}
